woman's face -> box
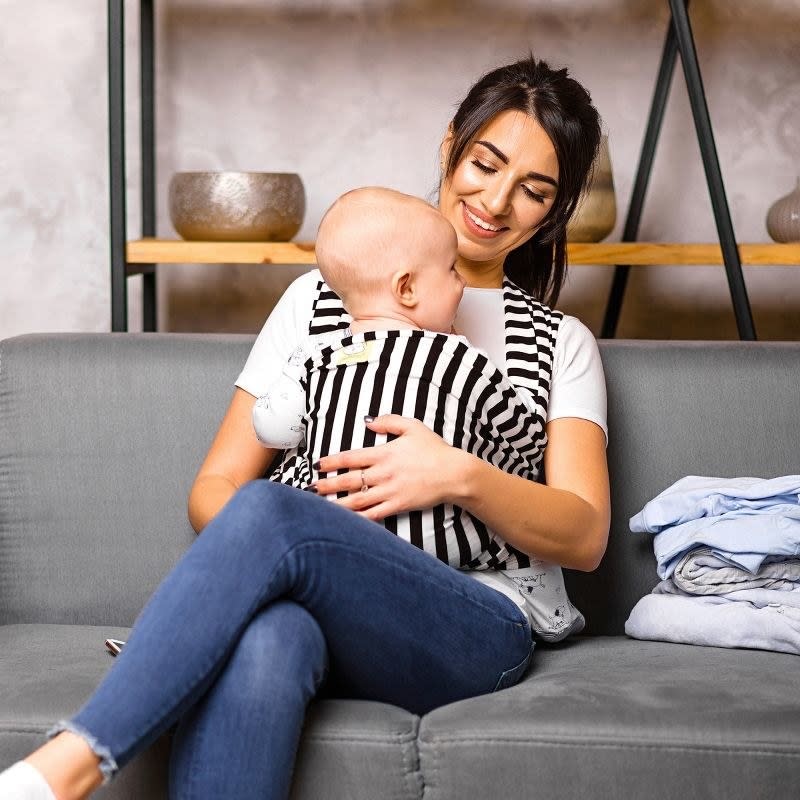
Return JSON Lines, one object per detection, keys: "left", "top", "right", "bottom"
{"left": 439, "top": 109, "right": 560, "bottom": 286}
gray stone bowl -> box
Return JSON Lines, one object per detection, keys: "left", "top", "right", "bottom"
{"left": 168, "top": 171, "right": 305, "bottom": 241}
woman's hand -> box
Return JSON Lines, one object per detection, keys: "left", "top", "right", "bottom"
{"left": 312, "top": 415, "right": 469, "bottom": 522}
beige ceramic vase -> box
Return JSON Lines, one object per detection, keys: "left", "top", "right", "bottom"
{"left": 567, "top": 135, "right": 616, "bottom": 243}
{"left": 766, "top": 178, "right": 800, "bottom": 243}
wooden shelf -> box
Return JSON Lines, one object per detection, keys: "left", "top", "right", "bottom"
{"left": 126, "top": 239, "right": 800, "bottom": 267}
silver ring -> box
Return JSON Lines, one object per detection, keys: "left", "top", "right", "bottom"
{"left": 360, "top": 470, "right": 369, "bottom": 493}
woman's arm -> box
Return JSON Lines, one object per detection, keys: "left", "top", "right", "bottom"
{"left": 188, "top": 388, "right": 278, "bottom": 533}
{"left": 456, "top": 417, "right": 609, "bottom": 571}
{"left": 312, "top": 414, "right": 609, "bottom": 572}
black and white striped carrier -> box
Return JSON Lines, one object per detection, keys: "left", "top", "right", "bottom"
{"left": 269, "top": 276, "right": 562, "bottom": 571}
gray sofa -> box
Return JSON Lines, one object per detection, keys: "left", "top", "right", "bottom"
{"left": 1, "top": 333, "right": 799, "bottom": 799}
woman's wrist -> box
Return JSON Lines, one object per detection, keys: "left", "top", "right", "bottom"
{"left": 446, "top": 449, "right": 487, "bottom": 508}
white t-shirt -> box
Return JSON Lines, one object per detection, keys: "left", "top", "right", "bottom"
{"left": 237, "top": 269, "right": 608, "bottom": 444}
{"left": 236, "top": 269, "right": 607, "bottom": 630}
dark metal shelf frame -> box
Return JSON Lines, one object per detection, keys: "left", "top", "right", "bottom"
{"left": 601, "top": 0, "right": 756, "bottom": 339}
{"left": 107, "top": 0, "right": 756, "bottom": 338}
{"left": 108, "top": 0, "right": 156, "bottom": 332}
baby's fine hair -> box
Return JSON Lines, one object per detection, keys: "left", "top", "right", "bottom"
{"left": 315, "top": 187, "right": 442, "bottom": 306}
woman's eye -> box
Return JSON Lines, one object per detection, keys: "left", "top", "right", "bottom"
{"left": 522, "top": 185, "right": 546, "bottom": 204}
{"left": 470, "top": 159, "right": 495, "bottom": 174}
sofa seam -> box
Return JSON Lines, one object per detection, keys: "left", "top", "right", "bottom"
{"left": 419, "top": 737, "right": 800, "bottom": 758}
{"left": 0, "top": 725, "right": 63, "bottom": 734}
{"left": 301, "top": 729, "right": 417, "bottom": 741}
{"left": 420, "top": 736, "right": 439, "bottom": 800}
{"left": 398, "top": 716, "right": 422, "bottom": 800}
{"left": 0, "top": 725, "right": 418, "bottom": 745}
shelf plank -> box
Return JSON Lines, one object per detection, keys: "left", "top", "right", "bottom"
{"left": 570, "top": 242, "right": 800, "bottom": 265}
{"left": 126, "top": 238, "right": 800, "bottom": 266}
{"left": 128, "top": 239, "right": 317, "bottom": 264}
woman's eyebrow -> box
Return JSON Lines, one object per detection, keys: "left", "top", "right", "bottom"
{"left": 475, "top": 139, "right": 559, "bottom": 189}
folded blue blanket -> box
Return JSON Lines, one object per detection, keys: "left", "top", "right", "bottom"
{"left": 630, "top": 475, "right": 800, "bottom": 579}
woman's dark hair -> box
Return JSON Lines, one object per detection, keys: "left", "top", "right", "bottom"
{"left": 443, "top": 55, "right": 602, "bottom": 307}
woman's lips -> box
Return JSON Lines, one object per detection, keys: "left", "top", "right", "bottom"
{"left": 461, "top": 202, "right": 507, "bottom": 239}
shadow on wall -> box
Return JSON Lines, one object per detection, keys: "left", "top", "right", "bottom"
{"left": 560, "top": 266, "right": 800, "bottom": 341}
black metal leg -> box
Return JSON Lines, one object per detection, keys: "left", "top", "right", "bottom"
{"left": 141, "top": 0, "right": 157, "bottom": 331}
{"left": 601, "top": 0, "right": 756, "bottom": 340}
{"left": 600, "top": 5, "right": 682, "bottom": 339}
{"left": 108, "top": 0, "right": 127, "bottom": 332}
{"left": 668, "top": 0, "right": 756, "bottom": 340}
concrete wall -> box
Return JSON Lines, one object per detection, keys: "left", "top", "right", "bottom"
{"left": 2, "top": 0, "right": 798, "bottom": 340}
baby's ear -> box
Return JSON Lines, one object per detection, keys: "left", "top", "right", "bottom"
{"left": 391, "top": 270, "right": 417, "bottom": 308}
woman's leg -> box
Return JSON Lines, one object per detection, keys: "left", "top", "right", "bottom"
{"left": 29, "top": 480, "right": 532, "bottom": 797}
{"left": 168, "top": 601, "right": 327, "bottom": 800}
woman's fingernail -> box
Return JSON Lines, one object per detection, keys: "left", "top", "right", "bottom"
{"left": 364, "top": 415, "right": 375, "bottom": 424}
{"left": 305, "top": 484, "right": 318, "bottom": 494}
{"left": 312, "top": 460, "right": 321, "bottom": 470}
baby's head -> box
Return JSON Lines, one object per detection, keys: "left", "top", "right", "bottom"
{"left": 315, "top": 187, "right": 464, "bottom": 333}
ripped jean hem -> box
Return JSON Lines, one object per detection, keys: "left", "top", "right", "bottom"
{"left": 47, "top": 720, "right": 118, "bottom": 784}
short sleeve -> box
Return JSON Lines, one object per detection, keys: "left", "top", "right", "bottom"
{"left": 547, "top": 315, "right": 608, "bottom": 445}
{"left": 235, "top": 270, "right": 320, "bottom": 398}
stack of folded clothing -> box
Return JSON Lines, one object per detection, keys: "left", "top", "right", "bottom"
{"left": 625, "top": 475, "right": 800, "bottom": 655}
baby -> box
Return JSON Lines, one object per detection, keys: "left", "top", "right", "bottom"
{"left": 253, "top": 187, "right": 469, "bottom": 450}
{"left": 253, "top": 187, "right": 583, "bottom": 639}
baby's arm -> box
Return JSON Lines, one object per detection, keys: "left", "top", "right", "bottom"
{"left": 252, "top": 346, "right": 308, "bottom": 449}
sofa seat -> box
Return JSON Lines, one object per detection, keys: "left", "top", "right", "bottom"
{"left": 419, "top": 636, "right": 800, "bottom": 800}
{"left": 0, "top": 624, "right": 423, "bottom": 800}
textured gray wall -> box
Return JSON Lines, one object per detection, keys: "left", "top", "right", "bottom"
{"left": 2, "top": 0, "right": 798, "bottom": 340}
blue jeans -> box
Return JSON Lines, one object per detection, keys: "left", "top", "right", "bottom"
{"left": 56, "top": 481, "right": 534, "bottom": 799}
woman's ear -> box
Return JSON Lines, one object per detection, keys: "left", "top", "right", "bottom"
{"left": 391, "top": 270, "right": 418, "bottom": 308}
{"left": 439, "top": 123, "right": 455, "bottom": 173}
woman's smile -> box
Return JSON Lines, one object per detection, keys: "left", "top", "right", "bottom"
{"left": 461, "top": 202, "right": 508, "bottom": 238}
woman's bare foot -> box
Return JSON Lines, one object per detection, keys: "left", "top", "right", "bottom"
{"left": 25, "top": 732, "right": 104, "bottom": 800}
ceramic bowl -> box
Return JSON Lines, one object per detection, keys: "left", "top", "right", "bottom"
{"left": 567, "top": 136, "right": 616, "bottom": 243}
{"left": 168, "top": 171, "right": 305, "bottom": 241}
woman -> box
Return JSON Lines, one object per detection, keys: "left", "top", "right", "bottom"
{"left": 1, "top": 55, "right": 608, "bottom": 800}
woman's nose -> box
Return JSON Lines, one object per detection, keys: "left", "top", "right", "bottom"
{"left": 482, "top": 176, "right": 513, "bottom": 218}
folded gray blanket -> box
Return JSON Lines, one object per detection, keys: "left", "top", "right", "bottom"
{"left": 624, "top": 589, "right": 800, "bottom": 655}
{"left": 672, "top": 547, "right": 800, "bottom": 595}
{"left": 626, "top": 548, "right": 800, "bottom": 654}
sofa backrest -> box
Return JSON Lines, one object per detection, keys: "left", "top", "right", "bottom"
{"left": 1, "top": 334, "right": 799, "bottom": 632}
{"left": 0, "top": 334, "right": 253, "bottom": 626}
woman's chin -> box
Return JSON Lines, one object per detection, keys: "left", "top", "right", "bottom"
{"left": 456, "top": 235, "right": 510, "bottom": 267}
{"left": 456, "top": 232, "right": 498, "bottom": 260}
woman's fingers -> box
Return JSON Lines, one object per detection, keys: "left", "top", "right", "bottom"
{"left": 356, "top": 501, "right": 398, "bottom": 523}
{"left": 312, "top": 465, "right": 380, "bottom": 497}
{"left": 333, "top": 483, "right": 399, "bottom": 522}
{"left": 315, "top": 446, "right": 375, "bottom": 475}
{"left": 311, "top": 414, "right": 456, "bottom": 513}
{"left": 363, "top": 414, "right": 416, "bottom": 436}
{"left": 314, "top": 415, "right": 413, "bottom": 474}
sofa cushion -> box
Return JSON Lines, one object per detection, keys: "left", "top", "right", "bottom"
{"left": 0, "top": 624, "right": 423, "bottom": 800}
{"left": 419, "top": 636, "right": 800, "bottom": 799}
{"left": 0, "top": 624, "right": 169, "bottom": 799}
